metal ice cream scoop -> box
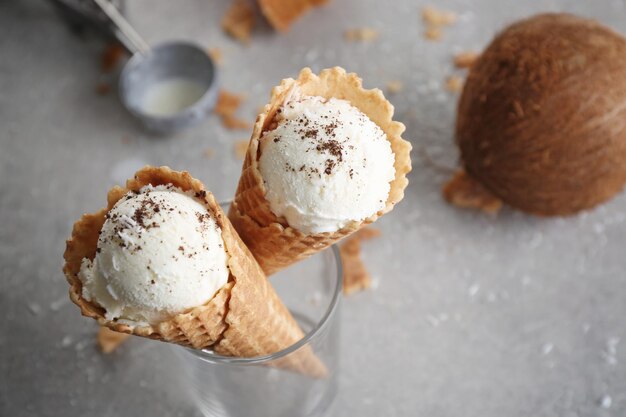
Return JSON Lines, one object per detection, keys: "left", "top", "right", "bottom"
{"left": 51, "top": 0, "right": 218, "bottom": 133}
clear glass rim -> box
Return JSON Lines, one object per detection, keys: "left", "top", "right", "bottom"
{"left": 183, "top": 244, "right": 343, "bottom": 366}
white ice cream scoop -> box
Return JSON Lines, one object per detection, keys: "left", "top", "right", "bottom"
{"left": 258, "top": 95, "right": 396, "bottom": 234}
{"left": 78, "top": 184, "right": 229, "bottom": 325}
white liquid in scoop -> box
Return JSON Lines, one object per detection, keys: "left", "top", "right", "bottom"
{"left": 142, "top": 78, "right": 206, "bottom": 116}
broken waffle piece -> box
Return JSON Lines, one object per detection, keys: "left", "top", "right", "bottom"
{"left": 234, "top": 140, "right": 249, "bottom": 159}
{"left": 221, "top": 0, "right": 256, "bottom": 45}
{"left": 344, "top": 27, "right": 379, "bottom": 42}
{"left": 424, "top": 26, "right": 442, "bottom": 41}
{"left": 355, "top": 227, "right": 382, "bottom": 241}
{"left": 422, "top": 6, "right": 457, "bottom": 41}
{"left": 442, "top": 170, "right": 502, "bottom": 214}
{"left": 453, "top": 51, "right": 479, "bottom": 69}
{"left": 422, "top": 6, "right": 457, "bottom": 26}
{"left": 101, "top": 43, "right": 127, "bottom": 73}
{"left": 214, "top": 90, "right": 251, "bottom": 130}
{"left": 97, "top": 326, "right": 131, "bottom": 354}
{"left": 215, "top": 90, "right": 245, "bottom": 117}
{"left": 386, "top": 80, "right": 404, "bottom": 94}
{"left": 203, "top": 148, "right": 215, "bottom": 159}
{"left": 340, "top": 227, "right": 381, "bottom": 295}
{"left": 445, "top": 75, "right": 464, "bottom": 93}
{"left": 208, "top": 47, "right": 224, "bottom": 65}
{"left": 223, "top": 116, "right": 252, "bottom": 130}
{"left": 259, "top": 0, "right": 329, "bottom": 32}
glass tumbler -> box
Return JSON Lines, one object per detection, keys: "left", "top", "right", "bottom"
{"left": 173, "top": 243, "right": 343, "bottom": 417}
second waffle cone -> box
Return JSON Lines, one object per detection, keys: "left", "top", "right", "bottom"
{"left": 229, "top": 67, "right": 412, "bottom": 275}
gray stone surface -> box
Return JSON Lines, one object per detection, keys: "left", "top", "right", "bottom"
{"left": 2, "top": 0, "right": 626, "bottom": 416}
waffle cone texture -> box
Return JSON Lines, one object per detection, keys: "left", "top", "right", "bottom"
{"left": 63, "top": 166, "right": 326, "bottom": 377}
{"left": 229, "top": 67, "right": 412, "bottom": 275}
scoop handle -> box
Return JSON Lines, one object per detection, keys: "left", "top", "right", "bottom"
{"left": 92, "top": 0, "right": 150, "bottom": 55}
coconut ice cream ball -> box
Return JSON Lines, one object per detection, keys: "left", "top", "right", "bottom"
{"left": 258, "top": 95, "right": 396, "bottom": 234}
{"left": 78, "top": 184, "right": 229, "bottom": 325}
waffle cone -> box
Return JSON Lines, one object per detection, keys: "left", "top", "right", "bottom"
{"left": 63, "top": 166, "right": 326, "bottom": 377}
{"left": 229, "top": 67, "right": 412, "bottom": 275}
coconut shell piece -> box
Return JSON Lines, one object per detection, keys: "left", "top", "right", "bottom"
{"left": 455, "top": 13, "right": 626, "bottom": 215}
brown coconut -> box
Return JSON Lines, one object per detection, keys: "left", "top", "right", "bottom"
{"left": 453, "top": 13, "right": 626, "bottom": 215}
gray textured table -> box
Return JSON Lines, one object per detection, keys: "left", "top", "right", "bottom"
{"left": 2, "top": 0, "right": 626, "bottom": 416}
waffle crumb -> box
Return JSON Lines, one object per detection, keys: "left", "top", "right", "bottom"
{"left": 97, "top": 326, "right": 130, "bottom": 354}
{"left": 344, "top": 27, "right": 379, "bottom": 42}
{"left": 445, "top": 75, "right": 464, "bottom": 92}
{"left": 442, "top": 170, "right": 502, "bottom": 214}
{"left": 221, "top": 0, "right": 256, "bottom": 45}
{"left": 101, "top": 43, "right": 127, "bottom": 73}
{"left": 203, "top": 148, "right": 215, "bottom": 159}
{"left": 340, "top": 227, "right": 382, "bottom": 295}
{"left": 422, "top": 6, "right": 456, "bottom": 41}
{"left": 234, "top": 140, "right": 249, "bottom": 159}
{"left": 208, "top": 47, "right": 223, "bottom": 65}
{"left": 453, "top": 51, "right": 479, "bottom": 69}
{"left": 215, "top": 90, "right": 245, "bottom": 116}
{"left": 215, "top": 90, "right": 251, "bottom": 130}
{"left": 223, "top": 116, "right": 252, "bottom": 130}
{"left": 355, "top": 227, "right": 382, "bottom": 241}
{"left": 259, "top": 0, "right": 329, "bottom": 31}
{"left": 424, "top": 26, "right": 442, "bottom": 41}
{"left": 95, "top": 82, "right": 111, "bottom": 96}
{"left": 422, "top": 6, "right": 457, "bottom": 26}
{"left": 386, "top": 80, "right": 404, "bottom": 94}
